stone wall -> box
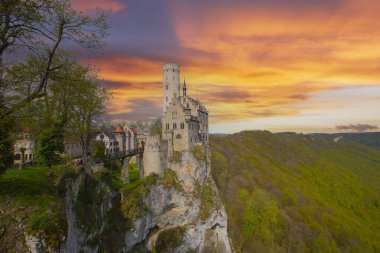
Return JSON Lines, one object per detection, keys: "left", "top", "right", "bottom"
{"left": 143, "top": 136, "right": 168, "bottom": 177}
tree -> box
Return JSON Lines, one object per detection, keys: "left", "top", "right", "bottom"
{"left": 67, "top": 68, "right": 110, "bottom": 164}
{"left": 92, "top": 140, "right": 105, "bottom": 160}
{"left": 1, "top": 0, "right": 109, "bottom": 119}
{"left": 0, "top": 0, "right": 109, "bottom": 168}
{"left": 36, "top": 123, "right": 64, "bottom": 166}
{"left": 0, "top": 97, "right": 14, "bottom": 172}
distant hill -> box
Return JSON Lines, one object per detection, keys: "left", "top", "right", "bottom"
{"left": 210, "top": 131, "right": 380, "bottom": 253}
{"left": 309, "top": 132, "right": 380, "bottom": 149}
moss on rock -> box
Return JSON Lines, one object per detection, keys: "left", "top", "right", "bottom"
{"left": 191, "top": 145, "right": 207, "bottom": 163}
{"left": 161, "top": 168, "right": 183, "bottom": 192}
{"left": 121, "top": 174, "right": 158, "bottom": 220}
{"left": 199, "top": 178, "right": 215, "bottom": 220}
{"left": 155, "top": 226, "right": 187, "bottom": 252}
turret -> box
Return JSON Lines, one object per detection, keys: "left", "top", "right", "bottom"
{"left": 163, "top": 63, "right": 180, "bottom": 115}
{"left": 183, "top": 77, "right": 187, "bottom": 97}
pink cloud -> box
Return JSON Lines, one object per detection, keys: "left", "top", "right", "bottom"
{"left": 71, "top": 0, "right": 126, "bottom": 12}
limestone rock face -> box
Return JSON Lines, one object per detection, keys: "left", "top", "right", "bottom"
{"left": 9, "top": 145, "right": 231, "bottom": 252}
{"left": 124, "top": 145, "right": 232, "bottom": 252}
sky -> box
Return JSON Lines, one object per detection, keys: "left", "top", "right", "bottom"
{"left": 71, "top": 0, "right": 380, "bottom": 133}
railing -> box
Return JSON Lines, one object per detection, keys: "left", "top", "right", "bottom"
{"left": 104, "top": 147, "right": 144, "bottom": 159}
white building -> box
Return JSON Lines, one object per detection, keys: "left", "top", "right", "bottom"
{"left": 13, "top": 129, "right": 34, "bottom": 165}
{"left": 161, "top": 63, "right": 209, "bottom": 154}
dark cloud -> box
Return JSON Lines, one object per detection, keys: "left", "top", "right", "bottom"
{"left": 336, "top": 124, "right": 379, "bottom": 132}
{"left": 205, "top": 90, "right": 252, "bottom": 103}
{"left": 101, "top": 80, "right": 161, "bottom": 90}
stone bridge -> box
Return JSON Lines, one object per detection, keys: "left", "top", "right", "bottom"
{"left": 104, "top": 147, "right": 144, "bottom": 183}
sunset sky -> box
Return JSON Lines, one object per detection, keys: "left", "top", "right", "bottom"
{"left": 71, "top": 0, "right": 380, "bottom": 133}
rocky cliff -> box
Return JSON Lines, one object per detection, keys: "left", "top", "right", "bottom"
{"left": 1, "top": 145, "right": 231, "bottom": 252}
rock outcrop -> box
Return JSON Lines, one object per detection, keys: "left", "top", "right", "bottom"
{"left": 124, "top": 145, "right": 232, "bottom": 252}
{"left": 8, "top": 145, "right": 231, "bottom": 252}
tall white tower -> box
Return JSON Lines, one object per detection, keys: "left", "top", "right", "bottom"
{"left": 163, "top": 63, "right": 180, "bottom": 114}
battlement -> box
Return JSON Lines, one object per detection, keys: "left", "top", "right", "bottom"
{"left": 163, "top": 63, "right": 180, "bottom": 72}
{"left": 145, "top": 135, "right": 162, "bottom": 152}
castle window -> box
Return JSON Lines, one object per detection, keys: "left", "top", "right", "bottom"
{"left": 15, "top": 153, "right": 20, "bottom": 160}
{"left": 166, "top": 84, "right": 168, "bottom": 90}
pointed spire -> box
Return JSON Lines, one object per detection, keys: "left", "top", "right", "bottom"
{"left": 183, "top": 77, "right": 187, "bottom": 96}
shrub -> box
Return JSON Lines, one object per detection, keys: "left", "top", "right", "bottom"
{"left": 155, "top": 226, "right": 186, "bottom": 252}
{"left": 161, "top": 168, "right": 183, "bottom": 192}
{"left": 26, "top": 208, "right": 66, "bottom": 248}
{"left": 191, "top": 145, "right": 206, "bottom": 163}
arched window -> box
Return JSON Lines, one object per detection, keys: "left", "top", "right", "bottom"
{"left": 15, "top": 153, "right": 20, "bottom": 160}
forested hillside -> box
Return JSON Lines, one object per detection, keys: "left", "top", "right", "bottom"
{"left": 210, "top": 131, "right": 380, "bottom": 253}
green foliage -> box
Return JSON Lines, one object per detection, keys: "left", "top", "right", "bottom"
{"left": 37, "top": 124, "right": 65, "bottom": 166}
{"left": 191, "top": 145, "right": 207, "bottom": 163}
{"left": 0, "top": 107, "right": 14, "bottom": 171}
{"left": 210, "top": 131, "right": 380, "bottom": 253}
{"left": 92, "top": 140, "right": 105, "bottom": 159}
{"left": 169, "top": 151, "right": 182, "bottom": 163}
{"left": 155, "top": 226, "right": 186, "bottom": 252}
{"left": 0, "top": 165, "right": 73, "bottom": 249}
{"left": 238, "top": 188, "right": 284, "bottom": 251}
{"left": 26, "top": 208, "right": 66, "bottom": 248}
{"left": 128, "top": 162, "right": 140, "bottom": 183}
{"left": 199, "top": 178, "right": 215, "bottom": 220}
{"left": 121, "top": 174, "right": 158, "bottom": 220}
{"left": 161, "top": 168, "right": 183, "bottom": 192}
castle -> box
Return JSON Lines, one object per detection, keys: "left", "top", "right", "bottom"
{"left": 121, "top": 63, "right": 209, "bottom": 180}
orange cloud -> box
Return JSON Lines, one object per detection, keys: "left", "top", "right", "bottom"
{"left": 82, "top": 0, "right": 380, "bottom": 131}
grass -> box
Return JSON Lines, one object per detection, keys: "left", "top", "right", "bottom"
{"left": 100, "top": 162, "right": 141, "bottom": 191}
{"left": 210, "top": 131, "right": 380, "bottom": 253}
{"left": 0, "top": 165, "right": 76, "bottom": 249}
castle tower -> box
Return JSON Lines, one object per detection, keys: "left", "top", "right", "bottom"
{"left": 163, "top": 63, "right": 180, "bottom": 114}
